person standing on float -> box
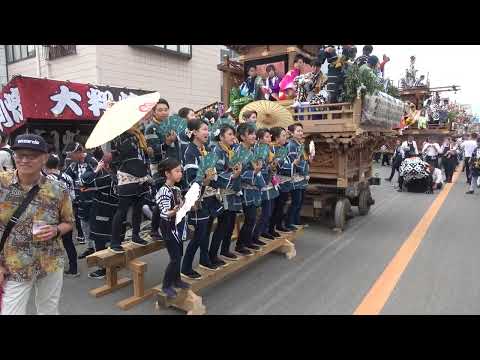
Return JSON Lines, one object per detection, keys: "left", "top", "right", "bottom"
{"left": 108, "top": 123, "right": 151, "bottom": 253}
{"left": 181, "top": 118, "right": 223, "bottom": 280}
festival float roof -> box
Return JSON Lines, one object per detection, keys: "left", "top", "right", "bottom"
{"left": 225, "top": 45, "right": 322, "bottom": 57}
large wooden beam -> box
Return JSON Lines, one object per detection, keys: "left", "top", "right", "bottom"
{"left": 116, "top": 259, "right": 156, "bottom": 310}
{"left": 89, "top": 266, "right": 132, "bottom": 298}
{"left": 87, "top": 240, "right": 166, "bottom": 269}
{"left": 153, "top": 229, "right": 303, "bottom": 315}
{"left": 86, "top": 216, "right": 244, "bottom": 309}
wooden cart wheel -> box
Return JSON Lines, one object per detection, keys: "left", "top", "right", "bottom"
{"left": 358, "top": 188, "right": 371, "bottom": 216}
{"left": 334, "top": 198, "right": 350, "bottom": 231}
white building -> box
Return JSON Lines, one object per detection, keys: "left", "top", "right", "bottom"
{"left": 4, "top": 45, "right": 226, "bottom": 112}
{"left": 0, "top": 46, "right": 7, "bottom": 86}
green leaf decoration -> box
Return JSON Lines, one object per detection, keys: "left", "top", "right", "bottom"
{"left": 175, "top": 117, "right": 188, "bottom": 137}
{"left": 246, "top": 122, "right": 256, "bottom": 131}
{"left": 253, "top": 143, "right": 270, "bottom": 162}
{"left": 297, "top": 144, "right": 305, "bottom": 160}
{"left": 209, "top": 116, "right": 235, "bottom": 135}
{"left": 231, "top": 95, "right": 254, "bottom": 118}
{"left": 343, "top": 64, "right": 384, "bottom": 103}
{"left": 156, "top": 120, "right": 172, "bottom": 139}
{"left": 199, "top": 152, "right": 219, "bottom": 173}
{"left": 195, "top": 151, "right": 219, "bottom": 183}
{"left": 156, "top": 115, "right": 188, "bottom": 139}
{"left": 273, "top": 146, "right": 288, "bottom": 161}
{"left": 231, "top": 145, "right": 254, "bottom": 167}
{"left": 169, "top": 114, "right": 187, "bottom": 137}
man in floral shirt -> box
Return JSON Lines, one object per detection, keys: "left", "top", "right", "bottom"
{"left": 0, "top": 134, "right": 74, "bottom": 315}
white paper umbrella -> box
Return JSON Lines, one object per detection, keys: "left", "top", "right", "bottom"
{"left": 85, "top": 92, "right": 160, "bottom": 149}
{"left": 239, "top": 100, "right": 294, "bottom": 130}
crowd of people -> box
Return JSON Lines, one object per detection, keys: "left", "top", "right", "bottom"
{"left": 0, "top": 96, "right": 314, "bottom": 314}
{"left": 229, "top": 45, "right": 389, "bottom": 117}
{"left": 0, "top": 44, "right": 475, "bottom": 315}
{"left": 382, "top": 133, "right": 480, "bottom": 194}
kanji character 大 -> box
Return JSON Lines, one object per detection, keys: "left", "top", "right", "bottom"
{"left": 50, "top": 85, "right": 83, "bottom": 116}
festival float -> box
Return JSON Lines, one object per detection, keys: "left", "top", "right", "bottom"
{"left": 395, "top": 55, "right": 464, "bottom": 148}
{"left": 217, "top": 45, "right": 405, "bottom": 230}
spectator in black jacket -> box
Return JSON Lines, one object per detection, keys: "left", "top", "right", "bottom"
{"left": 64, "top": 142, "right": 99, "bottom": 259}
{"left": 354, "top": 45, "right": 374, "bottom": 67}
{"left": 386, "top": 139, "right": 403, "bottom": 182}
{"left": 81, "top": 157, "right": 121, "bottom": 279}
{"left": 45, "top": 153, "right": 78, "bottom": 278}
{"left": 318, "top": 46, "right": 355, "bottom": 103}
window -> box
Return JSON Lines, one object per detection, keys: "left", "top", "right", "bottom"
{"left": 132, "top": 45, "right": 192, "bottom": 59}
{"left": 27, "top": 45, "right": 35, "bottom": 57}
{"left": 13, "top": 45, "right": 21, "bottom": 61}
{"left": 5, "top": 46, "right": 13, "bottom": 63}
{"left": 5, "top": 45, "right": 36, "bottom": 64}
{"left": 179, "top": 45, "right": 191, "bottom": 54}
{"left": 155, "top": 45, "right": 192, "bottom": 56}
{"left": 43, "top": 45, "right": 77, "bottom": 60}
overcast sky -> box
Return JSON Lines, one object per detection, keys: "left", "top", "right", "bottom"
{"left": 360, "top": 45, "right": 479, "bottom": 115}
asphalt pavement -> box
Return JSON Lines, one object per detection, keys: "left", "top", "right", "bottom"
{"left": 26, "top": 163, "right": 479, "bottom": 315}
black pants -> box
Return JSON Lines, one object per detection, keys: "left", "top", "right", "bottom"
{"left": 61, "top": 231, "right": 78, "bottom": 273}
{"left": 443, "top": 156, "right": 456, "bottom": 182}
{"left": 425, "top": 156, "right": 438, "bottom": 169}
{"left": 381, "top": 154, "right": 390, "bottom": 166}
{"left": 389, "top": 159, "right": 401, "bottom": 181}
{"left": 286, "top": 189, "right": 304, "bottom": 226}
{"left": 269, "top": 191, "right": 289, "bottom": 232}
{"left": 182, "top": 219, "right": 211, "bottom": 273}
{"left": 237, "top": 204, "right": 257, "bottom": 249}
{"left": 465, "top": 157, "right": 471, "bottom": 183}
{"left": 111, "top": 195, "right": 145, "bottom": 248}
{"left": 209, "top": 210, "right": 236, "bottom": 259}
{"left": 93, "top": 235, "right": 108, "bottom": 253}
{"left": 160, "top": 218, "right": 183, "bottom": 288}
{"left": 73, "top": 205, "right": 84, "bottom": 240}
{"left": 253, "top": 199, "right": 273, "bottom": 242}
{"left": 400, "top": 176, "right": 433, "bottom": 193}
{"left": 151, "top": 205, "right": 160, "bottom": 235}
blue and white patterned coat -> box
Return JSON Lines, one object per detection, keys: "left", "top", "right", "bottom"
{"left": 271, "top": 143, "right": 293, "bottom": 193}
{"left": 212, "top": 144, "right": 243, "bottom": 212}
{"left": 287, "top": 139, "right": 309, "bottom": 190}
{"left": 236, "top": 144, "right": 266, "bottom": 207}
{"left": 253, "top": 143, "right": 279, "bottom": 201}
{"left": 183, "top": 143, "right": 223, "bottom": 224}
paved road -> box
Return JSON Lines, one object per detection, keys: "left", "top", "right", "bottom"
{"left": 28, "top": 163, "right": 478, "bottom": 315}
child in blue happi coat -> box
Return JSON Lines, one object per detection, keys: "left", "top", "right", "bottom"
{"left": 268, "top": 127, "right": 299, "bottom": 235}
{"left": 208, "top": 124, "right": 243, "bottom": 264}
{"left": 252, "top": 128, "right": 279, "bottom": 242}
{"left": 181, "top": 118, "right": 224, "bottom": 280}
{"left": 156, "top": 158, "right": 190, "bottom": 298}
{"left": 285, "top": 123, "right": 309, "bottom": 228}
{"left": 234, "top": 123, "right": 266, "bottom": 256}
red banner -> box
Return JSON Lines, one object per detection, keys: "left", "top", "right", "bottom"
{"left": 0, "top": 76, "right": 152, "bottom": 134}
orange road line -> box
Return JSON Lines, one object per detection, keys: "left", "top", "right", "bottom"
{"left": 353, "top": 169, "right": 461, "bottom": 315}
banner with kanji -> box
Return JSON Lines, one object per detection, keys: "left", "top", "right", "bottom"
{"left": 0, "top": 76, "right": 153, "bottom": 134}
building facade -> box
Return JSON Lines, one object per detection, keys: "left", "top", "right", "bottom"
{"left": 5, "top": 45, "right": 225, "bottom": 112}
{"left": 0, "top": 46, "right": 7, "bottom": 86}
